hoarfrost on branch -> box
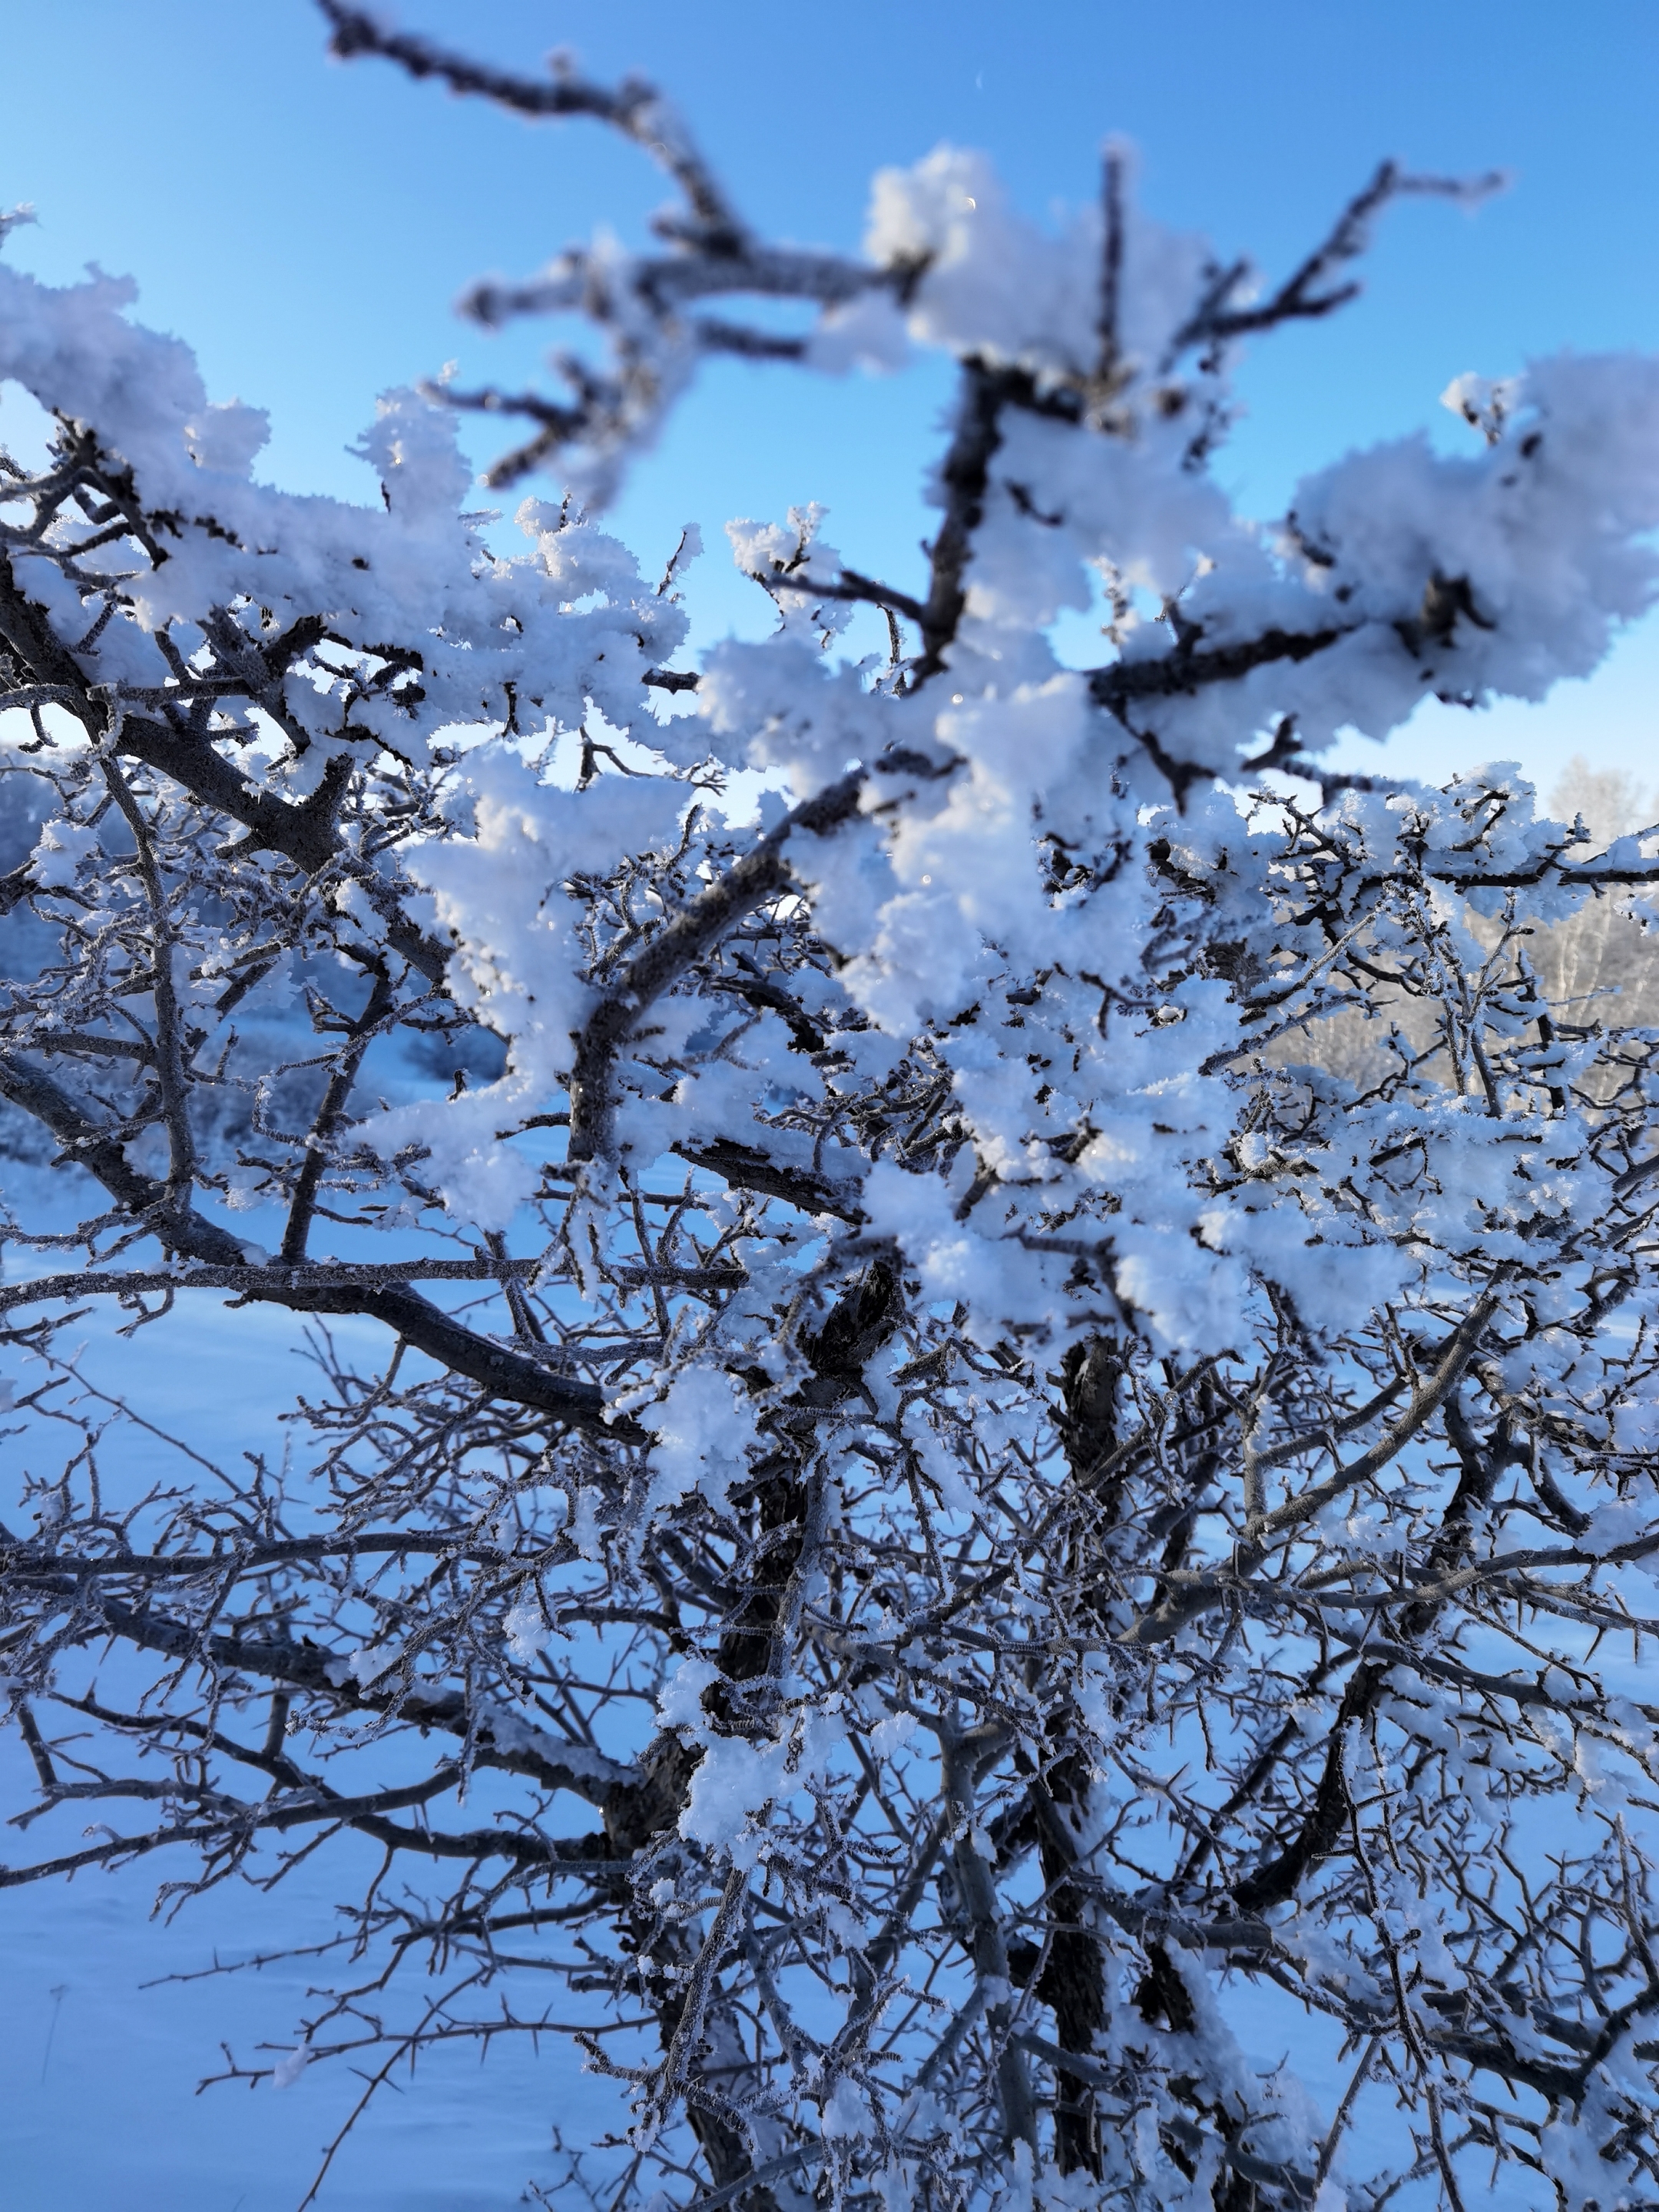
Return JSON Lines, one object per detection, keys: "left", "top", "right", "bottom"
{"left": 5, "top": 10, "right": 1659, "bottom": 2208}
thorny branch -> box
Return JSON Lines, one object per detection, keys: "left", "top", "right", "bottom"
{"left": 0, "top": 17, "right": 1656, "bottom": 2212}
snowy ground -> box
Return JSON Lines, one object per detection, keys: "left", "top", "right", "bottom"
{"left": 0, "top": 1294, "right": 612, "bottom": 2212}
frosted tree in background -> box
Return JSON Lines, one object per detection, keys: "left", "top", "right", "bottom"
{"left": 7, "top": 7, "right": 1659, "bottom": 2207}
{"left": 1525, "top": 757, "right": 1659, "bottom": 1045}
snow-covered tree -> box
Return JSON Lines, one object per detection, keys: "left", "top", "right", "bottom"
{"left": 8, "top": 10, "right": 1659, "bottom": 2207}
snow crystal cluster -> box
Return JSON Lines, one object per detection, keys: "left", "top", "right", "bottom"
{"left": 5, "top": 26, "right": 1659, "bottom": 2211}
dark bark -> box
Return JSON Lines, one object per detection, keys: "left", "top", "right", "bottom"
{"left": 1035, "top": 1760, "right": 1108, "bottom": 2177}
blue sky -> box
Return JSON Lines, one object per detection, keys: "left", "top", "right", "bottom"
{"left": 4, "top": 0, "right": 1657, "bottom": 796}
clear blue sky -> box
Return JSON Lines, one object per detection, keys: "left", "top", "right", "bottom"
{"left": 4, "top": 0, "right": 1657, "bottom": 795}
